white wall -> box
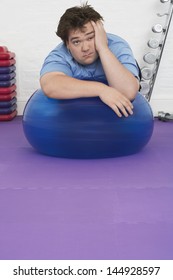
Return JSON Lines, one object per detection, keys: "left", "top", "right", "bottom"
{"left": 0, "top": 0, "right": 172, "bottom": 115}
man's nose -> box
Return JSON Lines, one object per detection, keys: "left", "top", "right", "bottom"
{"left": 81, "top": 41, "right": 89, "bottom": 51}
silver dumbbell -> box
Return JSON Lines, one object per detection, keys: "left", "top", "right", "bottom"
{"left": 160, "top": 0, "right": 170, "bottom": 3}
{"left": 152, "top": 24, "right": 163, "bottom": 33}
{"left": 157, "top": 12, "right": 169, "bottom": 17}
{"left": 141, "top": 67, "right": 153, "bottom": 80}
{"left": 158, "top": 111, "right": 173, "bottom": 121}
{"left": 140, "top": 81, "right": 150, "bottom": 96}
{"left": 148, "top": 38, "right": 161, "bottom": 49}
{"left": 143, "top": 52, "right": 157, "bottom": 64}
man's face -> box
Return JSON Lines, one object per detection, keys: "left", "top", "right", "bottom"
{"left": 66, "top": 21, "right": 98, "bottom": 65}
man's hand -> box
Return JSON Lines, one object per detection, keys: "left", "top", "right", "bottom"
{"left": 91, "top": 20, "right": 108, "bottom": 53}
{"left": 99, "top": 87, "right": 134, "bottom": 118}
{"left": 91, "top": 20, "right": 139, "bottom": 107}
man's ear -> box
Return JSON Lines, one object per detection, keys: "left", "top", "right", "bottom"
{"left": 66, "top": 40, "right": 69, "bottom": 48}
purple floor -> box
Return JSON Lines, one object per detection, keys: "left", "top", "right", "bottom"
{"left": 0, "top": 116, "right": 173, "bottom": 260}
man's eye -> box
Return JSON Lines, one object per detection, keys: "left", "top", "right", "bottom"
{"left": 73, "top": 41, "right": 80, "bottom": 45}
{"left": 88, "top": 36, "right": 94, "bottom": 41}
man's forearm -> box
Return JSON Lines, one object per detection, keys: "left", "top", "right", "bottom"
{"left": 40, "top": 73, "right": 107, "bottom": 99}
{"left": 91, "top": 20, "right": 139, "bottom": 100}
{"left": 40, "top": 72, "right": 134, "bottom": 117}
{"left": 98, "top": 47, "right": 139, "bottom": 100}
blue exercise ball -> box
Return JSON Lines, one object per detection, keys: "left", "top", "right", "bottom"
{"left": 23, "top": 89, "right": 154, "bottom": 159}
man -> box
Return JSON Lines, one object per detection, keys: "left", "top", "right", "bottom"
{"left": 40, "top": 3, "right": 140, "bottom": 117}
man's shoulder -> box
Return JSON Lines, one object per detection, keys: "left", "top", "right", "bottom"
{"left": 107, "top": 33, "right": 128, "bottom": 46}
{"left": 49, "top": 42, "right": 69, "bottom": 57}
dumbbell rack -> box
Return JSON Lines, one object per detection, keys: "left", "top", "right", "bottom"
{"left": 140, "top": 0, "right": 173, "bottom": 103}
{"left": 0, "top": 46, "right": 17, "bottom": 121}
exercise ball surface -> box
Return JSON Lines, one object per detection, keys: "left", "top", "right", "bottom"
{"left": 23, "top": 89, "right": 154, "bottom": 159}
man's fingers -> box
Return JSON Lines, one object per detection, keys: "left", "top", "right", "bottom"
{"left": 112, "top": 102, "right": 134, "bottom": 118}
{"left": 99, "top": 90, "right": 134, "bottom": 118}
{"left": 121, "top": 99, "right": 134, "bottom": 116}
{"left": 112, "top": 104, "right": 122, "bottom": 117}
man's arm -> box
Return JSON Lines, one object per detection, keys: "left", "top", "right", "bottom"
{"left": 40, "top": 72, "right": 133, "bottom": 117}
{"left": 91, "top": 21, "right": 139, "bottom": 100}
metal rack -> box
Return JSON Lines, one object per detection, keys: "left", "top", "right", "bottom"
{"left": 140, "top": 0, "right": 173, "bottom": 102}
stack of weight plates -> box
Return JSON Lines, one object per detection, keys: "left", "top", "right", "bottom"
{"left": 0, "top": 46, "right": 17, "bottom": 121}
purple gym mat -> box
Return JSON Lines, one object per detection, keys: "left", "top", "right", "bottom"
{"left": 0, "top": 117, "right": 173, "bottom": 260}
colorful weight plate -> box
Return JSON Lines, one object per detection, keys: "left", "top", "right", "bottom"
{"left": 0, "top": 65, "right": 16, "bottom": 74}
{"left": 0, "top": 59, "right": 16, "bottom": 67}
{"left": 0, "top": 85, "right": 16, "bottom": 94}
{"left": 0, "top": 110, "right": 17, "bottom": 121}
{"left": 0, "top": 72, "right": 16, "bottom": 81}
{"left": 0, "top": 91, "right": 16, "bottom": 101}
{"left": 0, "top": 97, "right": 17, "bottom": 108}
{"left": 0, "top": 103, "right": 17, "bottom": 114}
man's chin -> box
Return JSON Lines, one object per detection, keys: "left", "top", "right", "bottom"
{"left": 81, "top": 57, "right": 98, "bottom": 65}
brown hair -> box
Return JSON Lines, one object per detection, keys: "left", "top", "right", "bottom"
{"left": 56, "top": 3, "right": 103, "bottom": 45}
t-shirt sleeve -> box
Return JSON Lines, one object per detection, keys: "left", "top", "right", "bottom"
{"left": 40, "top": 50, "right": 73, "bottom": 77}
{"left": 109, "top": 39, "right": 140, "bottom": 80}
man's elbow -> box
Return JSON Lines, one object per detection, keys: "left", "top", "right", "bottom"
{"left": 40, "top": 84, "right": 54, "bottom": 99}
{"left": 128, "top": 89, "right": 138, "bottom": 101}
{"left": 128, "top": 79, "right": 140, "bottom": 101}
{"left": 40, "top": 72, "right": 67, "bottom": 99}
{"left": 40, "top": 77, "right": 56, "bottom": 99}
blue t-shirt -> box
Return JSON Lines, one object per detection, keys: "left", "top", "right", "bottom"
{"left": 40, "top": 33, "right": 139, "bottom": 84}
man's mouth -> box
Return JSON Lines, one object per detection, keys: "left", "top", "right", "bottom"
{"left": 83, "top": 53, "right": 93, "bottom": 58}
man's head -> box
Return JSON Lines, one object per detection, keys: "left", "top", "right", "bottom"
{"left": 56, "top": 3, "right": 103, "bottom": 45}
{"left": 56, "top": 3, "right": 103, "bottom": 66}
